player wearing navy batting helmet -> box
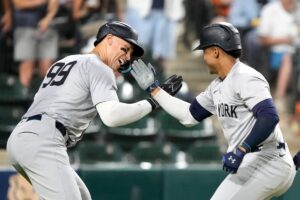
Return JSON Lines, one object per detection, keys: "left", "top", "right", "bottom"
{"left": 6, "top": 21, "right": 182, "bottom": 199}
{"left": 130, "top": 22, "right": 296, "bottom": 200}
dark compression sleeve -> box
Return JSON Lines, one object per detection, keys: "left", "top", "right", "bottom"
{"left": 241, "top": 98, "right": 279, "bottom": 152}
{"left": 189, "top": 99, "right": 213, "bottom": 122}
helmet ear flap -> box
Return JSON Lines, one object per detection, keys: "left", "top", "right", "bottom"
{"left": 118, "top": 62, "right": 132, "bottom": 74}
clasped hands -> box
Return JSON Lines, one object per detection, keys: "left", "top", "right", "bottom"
{"left": 129, "top": 59, "right": 183, "bottom": 110}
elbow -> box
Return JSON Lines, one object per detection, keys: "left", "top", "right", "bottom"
{"left": 179, "top": 119, "right": 198, "bottom": 127}
{"left": 101, "top": 116, "right": 120, "bottom": 127}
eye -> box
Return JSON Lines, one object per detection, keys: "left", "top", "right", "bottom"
{"left": 121, "top": 47, "right": 128, "bottom": 54}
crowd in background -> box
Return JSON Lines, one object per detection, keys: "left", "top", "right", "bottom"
{"left": 1, "top": 0, "right": 300, "bottom": 132}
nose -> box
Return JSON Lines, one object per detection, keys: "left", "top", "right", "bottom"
{"left": 126, "top": 52, "right": 132, "bottom": 62}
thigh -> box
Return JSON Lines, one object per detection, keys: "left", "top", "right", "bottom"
{"left": 8, "top": 120, "right": 82, "bottom": 200}
{"left": 72, "top": 169, "right": 92, "bottom": 200}
{"left": 14, "top": 28, "right": 37, "bottom": 61}
{"left": 211, "top": 152, "right": 296, "bottom": 200}
{"left": 38, "top": 28, "right": 58, "bottom": 60}
{"left": 23, "top": 158, "right": 82, "bottom": 200}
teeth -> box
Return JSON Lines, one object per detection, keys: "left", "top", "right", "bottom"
{"left": 119, "top": 59, "right": 125, "bottom": 65}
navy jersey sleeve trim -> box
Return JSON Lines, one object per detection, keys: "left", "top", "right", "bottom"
{"left": 242, "top": 98, "right": 279, "bottom": 152}
{"left": 189, "top": 99, "right": 212, "bottom": 122}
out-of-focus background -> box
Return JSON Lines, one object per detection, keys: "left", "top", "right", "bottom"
{"left": 1, "top": 0, "right": 300, "bottom": 199}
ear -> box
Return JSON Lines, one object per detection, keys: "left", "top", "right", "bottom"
{"left": 213, "top": 47, "right": 220, "bottom": 58}
{"left": 106, "top": 34, "right": 113, "bottom": 46}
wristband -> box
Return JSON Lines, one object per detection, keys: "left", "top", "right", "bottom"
{"left": 146, "top": 80, "right": 160, "bottom": 93}
{"left": 146, "top": 97, "right": 158, "bottom": 111}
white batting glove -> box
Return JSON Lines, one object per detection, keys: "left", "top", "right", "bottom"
{"left": 130, "top": 59, "right": 159, "bottom": 92}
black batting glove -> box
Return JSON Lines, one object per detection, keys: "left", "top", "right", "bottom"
{"left": 160, "top": 74, "right": 183, "bottom": 96}
{"left": 147, "top": 74, "right": 183, "bottom": 111}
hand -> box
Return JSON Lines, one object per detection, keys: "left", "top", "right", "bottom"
{"left": 222, "top": 147, "right": 245, "bottom": 174}
{"left": 160, "top": 74, "right": 183, "bottom": 96}
{"left": 146, "top": 75, "right": 183, "bottom": 110}
{"left": 293, "top": 151, "right": 300, "bottom": 170}
{"left": 130, "top": 59, "right": 158, "bottom": 92}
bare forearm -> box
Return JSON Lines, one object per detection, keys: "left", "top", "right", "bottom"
{"left": 12, "top": 0, "right": 46, "bottom": 9}
{"left": 259, "top": 36, "right": 292, "bottom": 46}
{"left": 114, "top": 0, "right": 125, "bottom": 21}
{"left": 3, "top": 0, "right": 11, "bottom": 13}
{"left": 44, "top": 0, "right": 58, "bottom": 22}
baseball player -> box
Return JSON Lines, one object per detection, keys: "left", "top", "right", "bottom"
{"left": 6, "top": 21, "right": 182, "bottom": 200}
{"left": 130, "top": 22, "right": 296, "bottom": 200}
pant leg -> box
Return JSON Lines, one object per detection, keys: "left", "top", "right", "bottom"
{"left": 7, "top": 116, "right": 84, "bottom": 200}
{"left": 72, "top": 169, "right": 92, "bottom": 200}
{"left": 211, "top": 151, "right": 296, "bottom": 200}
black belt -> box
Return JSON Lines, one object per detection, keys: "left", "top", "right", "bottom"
{"left": 26, "top": 114, "right": 67, "bottom": 137}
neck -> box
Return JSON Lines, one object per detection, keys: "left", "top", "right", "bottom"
{"left": 90, "top": 45, "right": 110, "bottom": 67}
{"left": 218, "top": 57, "right": 237, "bottom": 80}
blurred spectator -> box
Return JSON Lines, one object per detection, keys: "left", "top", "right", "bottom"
{"left": 228, "top": 0, "right": 262, "bottom": 70}
{"left": 12, "top": 0, "right": 59, "bottom": 89}
{"left": 1, "top": 0, "right": 12, "bottom": 33}
{"left": 72, "top": 0, "right": 125, "bottom": 53}
{"left": 125, "top": 0, "right": 185, "bottom": 79}
{"left": 101, "top": 0, "right": 125, "bottom": 21}
{"left": 182, "top": 0, "right": 214, "bottom": 50}
{"left": 210, "top": 0, "right": 232, "bottom": 22}
{"left": 1, "top": 0, "right": 14, "bottom": 74}
{"left": 257, "top": 0, "right": 299, "bottom": 111}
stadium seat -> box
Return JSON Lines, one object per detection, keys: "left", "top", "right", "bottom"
{"left": 0, "top": 74, "right": 29, "bottom": 103}
{"left": 186, "top": 141, "right": 222, "bottom": 163}
{"left": 131, "top": 142, "right": 179, "bottom": 164}
{"left": 28, "top": 75, "right": 43, "bottom": 99}
{"left": 0, "top": 105, "right": 26, "bottom": 148}
{"left": 105, "top": 116, "right": 159, "bottom": 152}
{"left": 157, "top": 110, "right": 216, "bottom": 150}
{"left": 77, "top": 141, "right": 124, "bottom": 164}
{"left": 116, "top": 78, "right": 144, "bottom": 103}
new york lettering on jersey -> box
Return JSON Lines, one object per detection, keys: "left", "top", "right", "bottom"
{"left": 217, "top": 103, "right": 237, "bottom": 118}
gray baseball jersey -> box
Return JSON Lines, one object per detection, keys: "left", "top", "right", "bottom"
{"left": 7, "top": 54, "right": 120, "bottom": 199}
{"left": 195, "top": 61, "right": 284, "bottom": 152}
{"left": 24, "top": 54, "right": 119, "bottom": 145}
{"left": 193, "top": 61, "right": 295, "bottom": 199}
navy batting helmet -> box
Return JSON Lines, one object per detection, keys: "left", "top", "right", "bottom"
{"left": 194, "top": 22, "right": 242, "bottom": 52}
{"left": 94, "top": 21, "right": 144, "bottom": 57}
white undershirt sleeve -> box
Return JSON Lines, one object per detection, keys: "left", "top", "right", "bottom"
{"left": 153, "top": 89, "right": 198, "bottom": 127}
{"left": 96, "top": 100, "right": 152, "bottom": 127}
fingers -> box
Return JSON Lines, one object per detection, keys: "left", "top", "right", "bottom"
{"left": 132, "top": 59, "right": 155, "bottom": 78}
{"left": 132, "top": 60, "right": 143, "bottom": 75}
{"left": 164, "top": 74, "right": 179, "bottom": 84}
{"left": 148, "top": 63, "right": 156, "bottom": 75}
{"left": 130, "top": 67, "right": 138, "bottom": 79}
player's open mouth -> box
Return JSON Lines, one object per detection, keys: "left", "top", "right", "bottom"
{"left": 118, "top": 59, "right": 127, "bottom": 66}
